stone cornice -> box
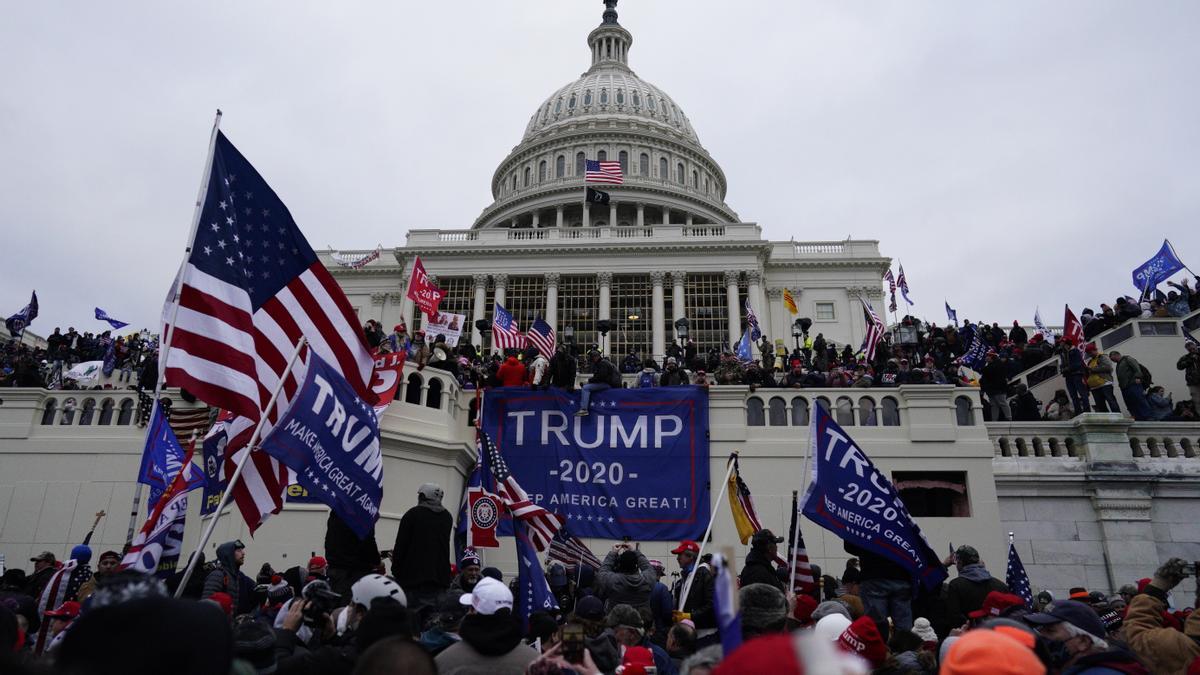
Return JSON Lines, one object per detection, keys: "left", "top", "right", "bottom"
{"left": 404, "top": 240, "right": 771, "bottom": 258}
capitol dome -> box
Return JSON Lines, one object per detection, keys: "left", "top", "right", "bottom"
{"left": 472, "top": 0, "right": 739, "bottom": 230}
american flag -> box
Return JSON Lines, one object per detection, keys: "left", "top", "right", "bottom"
{"left": 161, "top": 131, "right": 375, "bottom": 533}
{"left": 1005, "top": 540, "right": 1034, "bottom": 608}
{"left": 584, "top": 159, "right": 623, "bottom": 184}
{"left": 547, "top": 525, "right": 602, "bottom": 572}
{"left": 526, "top": 317, "right": 556, "bottom": 356}
{"left": 744, "top": 298, "right": 761, "bottom": 341}
{"left": 860, "top": 296, "right": 885, "bottom": 362}
{"left": 897, "top": 263, "right": 913, "bottom": 305}
{"left": 480, "top": 430, "right": 561, "bottom": 550}
{"left": 491, "top": 303, "right": 526, "bottom": 352}
{"left": 788, "top": 491, "right": 816, "bottom": 595}
{"left": 883, "top": 270, "right": 898, "bottom": 313}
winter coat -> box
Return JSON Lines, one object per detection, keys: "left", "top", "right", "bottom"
{"left": 596, "top": 549, "right": 657, "bottom": 611}
{"left": 672, "top": 564, "right": 716, "bottom": 629}
{"left": 1086, "top": 354, "right": 1115, "bottom": 389}
{"left": 324, "top": 511, "right": 381, "bottom": 575}
{"left": 1123, "top": 590, "right": 1200, "bottom": 675}
{"left": 1008, "top": 325, "right": 1028, "bottom": 344}
{"left": 738, "top": 549, "right": 784, "bottom": 593}
{"left": 979, "top": 360, "right": 1009, "bottom": 395}
{"left": 550, "top": 351, "right": 577, "bottom": 389}
{"left": 1011, "top": 391, "right": 1042, "bottom": 421}
{"left": 528, "top": 355, "right": 550, "bottom": 387}
{"left": 589, "top": 357, "right": 621, "bottom": 387}
{"left": 391, "top": 501, "right": 452, "bottom": 590}
{"left": 1061, "top": 644, "right": 1149, "bottom": 674}
{"left": 201, "top": 541, "right": 243, "bottom": 609}
{"left": 659, "top": 367, "right": 690, "bottom": 386}
{"left": 434, "top": 612, "right": 539, "bottom": 675}
{"left": 943, "top": 564, "right": 1007, "bottom": 628}
{"left": 496, "top": 357, "right": 526, "bottom": 387}
{"left": 1178, "top": 352, "right": 1200, "bottom": 386}
{"left": 1116, "top": 355, "right": 1144, "bottom": 390}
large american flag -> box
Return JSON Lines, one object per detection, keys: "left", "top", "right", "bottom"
{"left": 584, "top": 159, "right": 623, "bottom": 185}
{"left": 897, "top": 263, "right": 913, "bottom": 305}
{"left": 162, "top": 131, "right": 376, "bottom": 533}
{"left": 788, "top": 491, "right": 816, "bottom": 594}
{"left": 1005, "top": 540, "right": 1034, "bottom": 608}
{"left": 491, "top": 303, "right": 526, "bottom": 352}
{"left": 480, "top": 430, "right": 561, "bottom": 550}
{"left": 526, "top": 317, "right": 555, "bottom": 356}
{"left": 860, "top": 296, "right": 885, "bottom": 362}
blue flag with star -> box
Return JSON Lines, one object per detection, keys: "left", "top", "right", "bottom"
{"left": 515, "top": 521, "right": 559, "bottom": 631}
{"left": 258, "top": 351, "right": 383, "bottom": 539}
{"left": 137, "top": 406, "right": 205, "bottom": 509}
{"left": 1006, "top": 541, "right": 1034, "bottom": 608}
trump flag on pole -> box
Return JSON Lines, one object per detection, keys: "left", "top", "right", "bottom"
{"left": 406, "top": 255, "right": 445, "bottom": 320}
{"left": 1132, "top": 239, "right": 1186, "bottom": 293}
{"left": 122, "top": 443, "right": 196, "bottom": 577}
{"left": 801, "top": 402, "right": 947, "bottom": 590}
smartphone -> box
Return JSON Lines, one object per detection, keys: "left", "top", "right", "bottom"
{"left": 561, "top": 622, "right": 585, "bottom": 664}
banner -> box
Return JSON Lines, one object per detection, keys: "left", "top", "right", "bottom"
{"left": 258, "top": 352, "right": 383, "bottom": 539}
{"left": 138, "top": 407, "right": 204, "bottom": 510}
{"left": 122, "top": 445, "right": 194, "bottom": 578}
{"left": 330, "top": 246, "right": 381, "bottom": 270}
{"left": 481, "top": 387, "right": 709, "bottom": 541}
{"left": 200, "top": 412, "right": 232, "bottom": 516}
{"left": 1132, "top": 239, "right": 1185, "bottom": 293}
{"left": 64, "top": 360, "right": 104, "bottom": 383}
{"left": 5, "top": 290, "right": 38, "bottom": 337}
{"left": 369, "top": 351, "right": 407, "bottom": 414}
{"left": 422, "top": 311, "right": 465, "bottom": 347}
{"left": 405, "top": 255, "right": 445, "bottom": 320}
{"left": 94, "top": 307, "right": 129, "bottom": 330}
{"left": 801, "top": 403, "right": 947, "bottom": 590}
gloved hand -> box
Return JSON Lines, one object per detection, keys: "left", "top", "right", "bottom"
{"left": 1151, "top": 557, "right": 1189, "bottom": 591}
{"left": 672, "top": 611, "right": 691, "bottom": 623}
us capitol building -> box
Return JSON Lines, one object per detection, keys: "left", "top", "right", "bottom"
{"left": 1, "top": 2, "right": 1197, "bottom": 599}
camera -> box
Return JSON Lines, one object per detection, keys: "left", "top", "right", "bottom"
{"left": 301, "top": 580, "right": 341, "bottom": 628}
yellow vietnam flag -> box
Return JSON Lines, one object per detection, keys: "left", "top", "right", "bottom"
{"left": 726, "top": 456, "right": 761, "bottom": 545}
{"left": 783, "top": 288, "right": 798, "bottom": 315}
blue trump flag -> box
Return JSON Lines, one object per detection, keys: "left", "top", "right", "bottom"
{"left": 1006, "top": 541, "right": 1034, "bottom": 608}
{"left": 258, "top": 351, "right": 383, "bottom": 539}
{"left": 944, "top": 301, "right": 957, "bottom": 325}
{"left": 515, "top": 522, "right": 559, "bottom": 631}
{"left": 481, "top": 387, "right": 709, "bottom": 541}
{"left": 5, "top": 290, "right": 38, "bottom": 337}
{"left": 712, "top": 552, "right": 742, "bottom": 657}
{"left": 94, "top": 307, "right": 129, "bottom": 330}
{"left": 801, "top": 403, "right": 947, "bottom": 590}
{"left": 736, "top": 329, "right": 753, "bottom": 362}
{"left": 138, "top": 406, "right": 205, "bottom": 510}
{"left": 960, "top": 326, "right": 988, "bottom": 371}
{"left": 1132, "top": 239, "right": 1186, "bottom": 293}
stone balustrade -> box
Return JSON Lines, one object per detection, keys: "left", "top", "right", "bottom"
{"left": 405, "top": 223, "right": 764, "bottom": 248}
{"left": 988, "top": 415, "right": 1200, "bottom": 460}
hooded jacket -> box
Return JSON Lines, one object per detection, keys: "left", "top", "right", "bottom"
{"left": 738, "top": 548, "right": 785, "bottom": 593}
{"left": 596, "top": 549, "right": 657, "bottom": 611}
{"left": 202, "top": 542, "right": 242, "bottom": 609}
{"left": 433, "top": 611, "right": 538, "bottom": 675}
{"left": 391, "top": 499, "right": 453, "bottom": 590}
{"left": 1123, "top": 590, "right": 1200, "bottom": 675}
{"left": 944, "top": 563, "right": 1007, "bottom": 628}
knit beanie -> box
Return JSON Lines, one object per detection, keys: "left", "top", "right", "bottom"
{"left": 911, "top": 616, "right": 938, "bottom": 643}
{"left": 792, "top": 594, "right": 818, "bottom": 625}
{"left": 836, "top": 616, "right": 888, "bottom": 667}
{"left": 266, "top": 575, "right": 293, "bottom": 605}
{"left": 940, "top": 629, "right": 1045, "bottom": 675}
{"left": 232, "top": 620, "right": 277, "bottom": 674}
{"left": 71, "top": 545, "right": 92, "bottom": 564}
{"left": 739, "top": 583, "right": 788, "bottom": 632}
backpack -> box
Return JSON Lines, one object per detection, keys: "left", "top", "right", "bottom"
{"left": 637, "top": 371, "right": 656, "bottom": 388}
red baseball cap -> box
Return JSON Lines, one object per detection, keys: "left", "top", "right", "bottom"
{"left": 45, "top": 601, "right": 80, "bottom": 620}
{"left": 968, "top": 591, "right": 1027, "bottom": 619}
{"left": 671, "top": 540, "right": 700, "bottom": 555}
{"left": 308, "top": 556, "right": 328, "bottom": 570}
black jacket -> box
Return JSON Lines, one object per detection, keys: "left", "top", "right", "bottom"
{"left": 944, "top": 564, "right": 1008, "bottom": 628}
{"left": 391, "top": 503, "right": 452, "bottom": 590}
{"left": 738, "top": 549, "right": 784, "bottom": 592}
{"left": 550, "top": 351, "right": 577, "bottom": 389}
{"left": 659, "top": 367, "right": 690, "bottom": 386}
{"left": 324, "top": 511, "right": 381, "bottom": 574}
{"left": 672, "top": 565, "right": 716, "bottom": 629}
{"left": 846, "top": 543, "right": 912, "bottom": 582}
{"left": 589, "top": 357, "right": 619, "bottom": 386}
{"left": 979, "top": 359, "right": 1009, "bottom": 394}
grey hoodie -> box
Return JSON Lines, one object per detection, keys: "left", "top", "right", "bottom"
{"left": 201, "top": 541, "right": 242, "bottom": 609}
{"left": 596, "top": 549, "right": 656, "bottom": 612}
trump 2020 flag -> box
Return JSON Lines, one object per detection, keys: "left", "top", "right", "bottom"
{"left": 5, "top": 290, "right": 38, "bottom": 337}
{"left": 122, "top": 443, "right": 195, "bottom": 578}
{"left": 801, "top": 403, "right": 947, "bottom": 590}
{"left": 138, "top": 406, "right": 205, "bottom": 510}
{"left": 515, "top": 522, "right": 559, "bottom": 631}
{"left": 1006, "top": 541, "right": 1034, "bottom": 608}
{"left": 258, "top": 351, "right": 383, "bottom": 539}
{"left": 1132, "top": 239, "right": 1186, "bottom": 293}
{"left": 94, "top": 307, "right": 129, "bottom": 330}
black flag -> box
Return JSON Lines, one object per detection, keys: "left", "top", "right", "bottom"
{"left": 586, "top": 187, "right": 610, "bottom": 205}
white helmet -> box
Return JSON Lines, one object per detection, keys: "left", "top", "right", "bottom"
{"left": 351, "top": 574, "right": 407, "bottom": 608}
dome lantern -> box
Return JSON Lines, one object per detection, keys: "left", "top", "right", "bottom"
{"left": 588, "top": 0, "right": 632, "bottom": 71}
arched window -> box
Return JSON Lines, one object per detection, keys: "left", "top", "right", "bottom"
{"left": 511, "top": 172, "right": 517, "bottom": 191}
{"left": 538, "top": 161, "right": 547, "bottom": 182}
{"left": 768, "top": 397, "right": 788, "bottom": 426}
{"left": 815, "top": 397, "right": 831, "bottom": 415}
{"left": 79, "top": 398, "right": 96, "bottom": 425}
{"left": 600, "top": 89, "right": 609, "bottom": 104}
{"left": 791, "top": 397, "right": 809, "bottom": 426}
{"left": 576, "top": 152, "right": 586, "bottom": 176}
{"left": 426, "top": 378, "right": 443, "bottom": 409}
{"left": 98, "top": 399, "right": 114, "bottom": 425}
{"left": 836, "top": 396, "right": 855, "bottom": 426}
{"left": 584, "top": 90, "right": 593, "bottom": 106}
{"left": 616, "top": 89, "right": 625, "bottom": 105}
{"left": 117, "top": 399, "right": 135, "bottom": 425}
{"left": 405, "top": 373, "right": 423, "bottom": 405}
{"left": 692, "top": 170, "right": 699, "bottom": 188}
{"left": 632, "top": 91, "right": 641, "bottom": 107}
{"left": 648, "top": 95, "right": 656, "bottom": 111}
{"left": 41, "top": 398, "right": 57, "bottom": 426}
{"left": 676, "top": 163, "right": 685, "bottom": 184}
{"left": 597, "top": 150, "right": 607, "bottom": 162}
{"left": 639, "top": 153, "right": 649, "bottom": 176}
{"left": 746, "top": 398, "right": 765, "bottom": 426}
{"left": 568, "top": 94, "right": 576, "bottom": 110}
{"left": 955, "top": 396, "right": 976, "bottom": 426}
{"left": 659, "top": 157, "right": 668, "bottom": 179}
{"left": 858, "top": 397, "right": 877, "bottom": 426}
{"left": 523, "top": 166, "right": 531, "bottom": 187}
{"left": 618, "top": 151, "right": 628, "bottom": 174}
{"left": 556, "top": 155, "right": 565, "bottom": 178}
{"left": 60, "top": 398, "right": 78, "bottom": 425}
{"left": 881, "top": 397, "right": 901, "bottom": 426}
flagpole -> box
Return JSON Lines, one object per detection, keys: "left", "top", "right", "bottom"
{"left": 124, "top": 110, "right": 223, "bottom": 548}
{"left": 173, "top": 336, "right": 306, "bottom": 598}
{"left": 788, "top": 490, "right": 800, "bottom": 595}
{"left": 677, "top": 452, "right": 739, "bottom": 612}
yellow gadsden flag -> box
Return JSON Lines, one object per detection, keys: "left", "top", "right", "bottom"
{"left": 783, "top": 289, "right": 798, "bottom": 315}
{"left": 726, "top": 455, "right": 762, "bottom": 545}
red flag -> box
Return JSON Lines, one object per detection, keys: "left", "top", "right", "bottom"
{"left": 1063, "top": 305, "right": 1084, "bottom": 346}
{"left": 405, "top": 256, "right": 445, "bottom": 320}
{"left": 468, "top": 487, "right": 501, "bottom": 548}
{"left": 369, "top": 351, "right": 407, "bottom": 414}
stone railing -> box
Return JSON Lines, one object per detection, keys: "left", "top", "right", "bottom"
{"left": 406, "top": 224, "right": 763, "bottom": 248}
{"left": 1128, "top": 422, "right": 1200, "bottom": 459}
{"left": 988, "top": 414, "right": 1200, "bottom": 460}
{"left": 986, "top": 421, "right": 1083, "bottom": 458}
{"left": 768, "top": 239, "right": 883, "bottom": 260}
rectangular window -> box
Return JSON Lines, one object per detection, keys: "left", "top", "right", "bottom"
{"left": 558, "top": 275, "right": 598, "bottom": 352}
{"left": 684, "top": 273, "right": 729, "bottom": 352}
{"left": 892, "top": 471, "right": 970, "bottom": 517}
{"left": 815, "top": 302, "right": 835, "bottom": 320}
{"left": 1138, "top": 321, "right": 1178, "bottom": 336}
{"left": 610, "top": 275, "right": 651, "bottom": 360}
{"left": 415, "top": 276, "right": 474, "bottom": 333}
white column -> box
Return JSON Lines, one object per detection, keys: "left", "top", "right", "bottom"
{"left": 471, "top": 274, "right": 488, "bottom": 347}
{"left": 597, "top": 271, "right": 612, "bottom": 355}
{"left": 670, "top": 270, "right": 686, "bottom": 350}
{"left": 556, "top": 205, "right": 564, "bottom": 228}
{"left": 544, "top": 272, "right": 560, "bottom": 335}
{"left": 725, "top": 269, "right": 742, "bottom": 347}
{"left": 583, "top": 201, "right": 590, "bottom": 228}
{"left": 650, "top": 270, "right": 665, "bottom": 362}
{"left": 636, "top": 203, "right": 645, "bottom": 228}
{"left": 686, "top": 213, "right": 693, "bottom": 227}
{"left": 532, "top": 211, "right": 540, "bottom": 228}
{"left": 661, "top": 207, "right": 670, "bottom": 226}
{"left": 492, "top": 273, "right": 508, "bottom": 355}
{"left": 610, "top": 201, "right": 618, "bottom": 227}
{"left": 746, "top": 270, "right": 766, "bottom": 340}
{"left": 767, "top": 287, "right": 786, "bottom": 350}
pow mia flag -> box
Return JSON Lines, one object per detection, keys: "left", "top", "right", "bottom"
{"left": 585, "top": 187, "right": 610, "bottom": 205}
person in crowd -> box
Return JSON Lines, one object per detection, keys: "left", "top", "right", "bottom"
{"left": 596, "top": 542, "right": 656, "bottom": 612}
{"left": 78, "top": 549, "right": 121, "bottom": 601}
{"left": 1123, "top": 557, "right": 1200, "bottom": 673}
{"left": 1024, "top": 598, "right": 1149, "bottom": 672}
{"left": 1147, "top": 386, "right": 1174, "bottom": 420}
{"left": 598, "top": 604, "right": 673, "bottom": 675}
{"left": 835, "top": 615, "right": 890, "bottom": 669}
{"left": 980, "top": 350, "right": 1011, "bottom": 421}
{"left": 637, "top": 359, "right": 659, "bottom": 388}
{"left": 419, "top": 592, "right": 468, "bottom": 656}
{"left": 1010, "top": 382, "right": 1042, "bottom": 422}
{"left": 450, "top": 549, "right": 483, "bottom": 598}
{"left": 496, "top": 349, "right": 526, "bottom": 387}
{"left": 550, "top": 344, "right": 577, "bottom": 390}
{"left": 25, "top": 551, "right": 57, "bottom": 600}
{"left": 660, "top": 357, "right": 690, "bottom": 386}
{"left": 646, "top": 559, "right": 673, "bottom": 638}
{"left": 845, "top": 541, "right": 911, "bottom": 639}
{"left": 939, "top": 628, "right": 1046, "bottom": 674}
{"left": 1178, "top": 341, "right": 1200, "bottom": 407}
{"left": 1112, "top": 350, "right": 1152, "bottom": 420}
{"left": 738, "top": 529, "right": 785, "bottom": 593}
{"left": 324, "top": 510, "right": 382, "bottom": 600}
{"left": 1043, "top": 389, "right": 1075, "bottom": 421}
{"left": 944, "top": 545, "right": 1009, "bottom": 630}
{"left": 1084, "top": 343, "right": 1120, "bottom": 413}
{"left": 202, "top": 540, "right": 246, "bottom": 610}
{"left": 41, "top": 600, "right": 80, "bottom": 653}
{"left": 391, "top": 483, "right": 452, "bottom": 612}
{"left": 576, "top": 350, "right": 620, "bottom": 416}
{"left": 739, "top": 583, "right": 789, "bottom": 641}
{"left": 434, "top": 576, "right": 539, "bottom": 674}
{"left": 526, "top": 346, "right": 550, "bottom": 389}
{"left": 670, "top": 540, "right": 715, "bottom": 636}
{"left": 1055, "top": 338, "right": 1092, "bottom": 415}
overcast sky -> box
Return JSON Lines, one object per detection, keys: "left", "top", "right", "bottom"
{"left": 3, "top": 0, "right": 1198, "bottom": 334}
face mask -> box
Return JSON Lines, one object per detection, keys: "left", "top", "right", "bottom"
{"left": 1041, "top": 637, "right": 1072, "bottom": 669}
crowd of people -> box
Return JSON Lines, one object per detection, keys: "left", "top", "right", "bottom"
{"left": 0, "top": 327, "right": 156, "bottom": 390}
{"left": 3, "top": 482, "right": 1198, "bottom": 674}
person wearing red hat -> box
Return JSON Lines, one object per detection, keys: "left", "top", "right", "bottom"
{"left": 670, "top": 540, "right": 715, "bottom": 633}
{"left": 836, "top": 615, "right": 889, "bottom": 668}
{"left": 43, "top": 600, "right": 81, "bottom": 652}
{"left": 967, "top": 591, "right": 1028, "bottom": 625}
{"left": 307, "top": 556, "right": 329, "bottom": 581}
{"left": 790, "top": 594, "right": 819, "bottom": 629}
